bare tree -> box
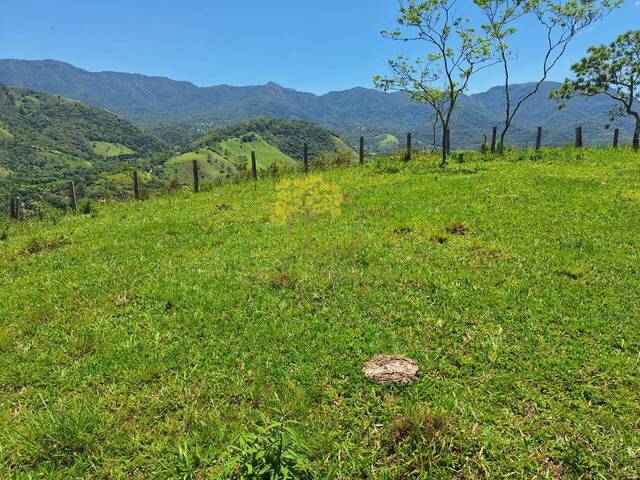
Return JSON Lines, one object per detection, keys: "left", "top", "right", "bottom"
{"left": 374, "top": 0, "right": 495, "bottom": 165}
{"left": 475, "top": 0, "right": 622, "bottom": 150}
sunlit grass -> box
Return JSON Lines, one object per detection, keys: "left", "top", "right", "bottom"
{"left": 1, "top": 147, "right": 639, "bottom": 478}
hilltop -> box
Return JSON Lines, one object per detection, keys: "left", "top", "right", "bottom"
{"left": 1, "top": 148, "right": 638, "bottom": 478}
{"left": 0, "top": 85, "right": 165, "bottom": 208}
{"left": 166, "top": 118, "right": 352, "bottom": 183}
{"left": 0, "top": 59, "right": 635, "bottom": 150}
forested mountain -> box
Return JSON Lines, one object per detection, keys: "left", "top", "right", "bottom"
{"left": 0, "top": 85, "right": 166, "bottom": 209}
{"left": 0, "top": 59, "right": 635, "bottom": 150}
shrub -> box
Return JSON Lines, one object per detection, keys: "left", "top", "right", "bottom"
{"left": 313, "top": 149, "right": 354, "bottom": 170}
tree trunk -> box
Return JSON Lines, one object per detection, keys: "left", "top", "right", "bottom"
{"left": 441, "top": 124, "right": 448, "bottom": 166}
{"left": 634, "top": 117, "right": 640, "bottom": 152}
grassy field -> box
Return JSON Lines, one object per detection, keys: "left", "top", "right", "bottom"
{"left": 166, "top": 148, "right": 232, "bottom": 182}
{"left": 1, "top": 147, "right": 639, "bottom": 479}
{"left": 47, "top": 150, "right": 93, "bottom": 169}
{"left": 218, "top": 136, "right": 296, "bottom": 170}
{"left": 166, "top": 137, "right": 298, "bottom": 184}
{"left": 91, "top": 141, "right": 136, "bottom": 158}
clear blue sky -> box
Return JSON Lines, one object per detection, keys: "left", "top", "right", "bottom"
{"left": 0, "top": 0, "right": 638, "bottom": 94}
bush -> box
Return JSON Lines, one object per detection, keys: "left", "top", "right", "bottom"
{"left": 30, "top": 202, "right": 62, "bottom": 223}
{"left": 79, "top": 199, "right": 97, "bottom": 216}
{"left": 313, "top": 149, "right": 354, "bottom": 170}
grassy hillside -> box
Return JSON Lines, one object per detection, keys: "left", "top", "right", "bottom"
{"left": 165, "top": 135, "right": 299, "bottom": 183}
{"left": 1, "top": 148, "right": 639, "bottom": 478}
{"left": 194, "top": 117, "right": 351, "bottom": 162}
{"left": 165, "top": 118, "right": 353, "bottom": 183}
{"left": 91, "top": 141, "right": 135, "bottom": 157}
{"left": 0, "top": 85, "right": 165, "bottom": 209}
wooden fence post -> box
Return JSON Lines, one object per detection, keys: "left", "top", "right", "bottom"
{"left": 9, "top": 198, "right": 15, "bottom": 219}
{"left": 303, "top": 143, "right": 308, "bottom": 173}
{"left": 536, "top": 127, "right": 543, "bottom": 150}
{"left": 491, "top": 127, "right": 497, "bottom": 153}
{"left": 575, "top": 126, "right": 583, "bottom": 148}
{"left": 70, "top": 181, "right": 77, "bottom": 212}
{"left": 11, "top": 197, "right": 19, "bottom": 220}
{"left": 192, "top": 160, "right": 199, "bottom": 193}
{"left": 359, "top": 136, "right": 364, "bottom": 164}
{"left": 613, "top": 128, "right": 619, "bottom": 148}
{"left": 251, "top": 151, "right": 257, "bottom": 180}
{"left": 133, "top": 171, "right": 140, "bottom": 200}
{"left": 405, "top": 133, "right": 412, "bottom": 161}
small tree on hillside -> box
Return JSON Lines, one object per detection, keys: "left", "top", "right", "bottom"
{"left": 551, "top": 30, "right": 640, "bottom": 151}
{"left": 374, "top": 0, "right": 495, "bottom": 166}
{"left": 474, "top": 0, "right": 621, "bottom": 150}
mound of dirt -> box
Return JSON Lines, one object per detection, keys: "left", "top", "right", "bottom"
{"left": 363, "top": 355, "right": 420, "bottom": 385}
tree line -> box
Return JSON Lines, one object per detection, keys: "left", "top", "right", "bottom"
{"left": 374, "top": 0, "right": 639, "bottom": 165}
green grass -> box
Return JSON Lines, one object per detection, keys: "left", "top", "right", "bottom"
{"left": 333, "top": 136, "right": 356, "bottom": 154}
{"left": 167, "top": 136, "right": 298, "bottom": 183}
{"left": 1, "top": 147, "right": 639, "bottom": 478}
{"left": 166, "top": 148, "right": 232, "bottom": 182}
{"left": 46, "top": 150, "right": 92, "bottom": 168}
{"left": 371, "top": 133, "right": 400, "bottom": 153}
{"left": 91, "top": 141, "right": 135, "bottom": 157}
{"left": 0, "top": 166, "right": 10, "bottom": 178}
{"left": 218, "top": 136, "right": 297, "bottom": 169}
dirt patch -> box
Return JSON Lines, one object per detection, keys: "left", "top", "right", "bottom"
{"left": 363, "top": 355, "right": 420, "bottom": 385}
{"left": 385, "top": 416, "right": 414, "bottom": 449}
{"left": 24, "top": 236, "right": 69, "bottom": 255}
{"left": 270, "top": 271, "right": 299, "bottom": 290}
{"left": 431, "top": 234, "right": 448, "bottom": 244}
{"left": 445, "top": 222, "right": 469, "bottom": 236}
{"left": 393, "top": 226, "right": 413, "bottom": 235}
{"left": 216, "top": 203, "right": 233, "bottom": 211}
{"left": 556, "top": 269, "right": 581, "bottom": 280}
{"left": 384, "top": 409, "right": 448, "bottom": 452}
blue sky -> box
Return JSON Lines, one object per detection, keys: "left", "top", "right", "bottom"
{"left": 0, "top": 0, "right": 638, "bottom": 94}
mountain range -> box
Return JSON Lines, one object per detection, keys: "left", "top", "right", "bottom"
{"left": 0, "top": 59, "right": 635, "bottom": 149}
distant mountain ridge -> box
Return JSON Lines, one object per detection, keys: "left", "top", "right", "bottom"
{"left": 0, "top": 59, "right": 634, "bottom": 149}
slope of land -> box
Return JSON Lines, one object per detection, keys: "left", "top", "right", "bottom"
{"left": 1, "top": 148, "right": 638, "bottom": 478}
{"left": 165, "top": 118, "right": 352, "bottom": 182}
{"left": 0, "top": 85, "right": 165, "bottom": 208}
{"left": 0, "top": 59, "right": 635, "bottom": 149}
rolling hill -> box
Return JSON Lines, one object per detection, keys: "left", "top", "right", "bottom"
{"left": 0, "top": 85, "right": 165, "bottom": 209}
{"left": 0, "top": 59, "right": 635, "bottom": 149}
{"left": 166, "top": 118, "right": 352, "bottom": 183}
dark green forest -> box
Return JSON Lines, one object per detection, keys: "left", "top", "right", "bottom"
{"left": 0, "top": 85, "right": 166, "bottom": 211}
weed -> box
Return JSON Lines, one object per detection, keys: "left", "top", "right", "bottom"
{"left": 3, "top": 399, "right": 109, "bottom": 470}
{"left": 224, "top": 413, "right": 312, "bottom": 479}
